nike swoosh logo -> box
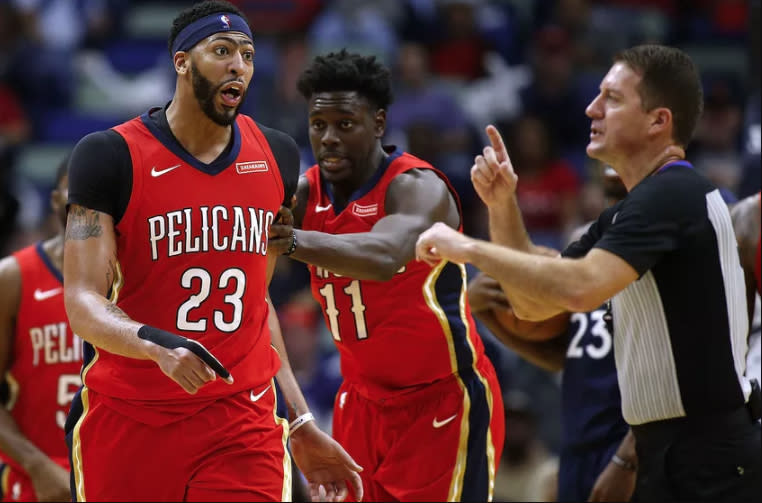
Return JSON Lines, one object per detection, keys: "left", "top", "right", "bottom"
{"left": 34, "top": 287, "right": 63, "bottom": 301}
{"left": 250, "top": 385, "right": 271, "bottom": 402}
{"left": 315, "top": 203, "right": 333, "bottom": 213}
{"left": 151, "top": 164, "right": 182, "bottom": 177}
{"left": 432, "top": 414, "right": 458, "bottom": 429}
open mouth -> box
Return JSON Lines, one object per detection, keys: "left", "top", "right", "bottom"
{"left": 220, "top": 83, "right": 243, "bottom": 107}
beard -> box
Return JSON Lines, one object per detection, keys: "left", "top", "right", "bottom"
{"left": 190, "top": 63, "right": 246, "bottom": 126}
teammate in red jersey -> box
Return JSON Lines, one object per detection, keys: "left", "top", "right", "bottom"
{"left": 62, "top": 2, "right": 361, "bottom": 501}
{"left": 269, "top": 50, "right": 505, "bottom": 502}
{"left": 0, "top": 158, "right": 77, "bottom": 502}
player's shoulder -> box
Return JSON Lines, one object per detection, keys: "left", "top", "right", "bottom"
{"left": 0, "top": 253, "right": 22, "bottom": 305}
{"left": 730, "top": 192, "right": 762, "bottom": 239}
{"left": 72, "top": 128, "right": 127, "bottom": 157}
{"left": 387, "top": 167, "right": 449, "bottom": 199}
{"left": 730, "top": 191, "right": 761, "bottom": 219}
{"left": 253, "top": 121, "right": 298, "bottom": 148}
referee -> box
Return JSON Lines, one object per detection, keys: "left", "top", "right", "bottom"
{"left": 415, "top": 44, "right": 761, "bottom": 501}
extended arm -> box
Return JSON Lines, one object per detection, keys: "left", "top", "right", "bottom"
{"left": 471, "top": 125, "right": 546, "bottom": 255}
{"left": 63, "top": 205, "right": 228, "bottom": 394}
{"left": 467, "top": 272, "right": 568, "bottom": 372}
{"left": 0, "top": 257, "right": 70, "bottom": 502}
{"left": 278, "top": 169, "right": 459, "bottom": 281}
{"left": 416, "top": 224, "right": 638, "bottom": 320}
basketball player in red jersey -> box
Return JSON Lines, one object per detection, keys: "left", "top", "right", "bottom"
{"left": 269, "top": 50, "right": 505, "bottom": 502}
{"left": 0, "top": 159, "right": 77, "bottom": 502}
{"left": 62, "top": 2, "right": 361, "bottom": 501}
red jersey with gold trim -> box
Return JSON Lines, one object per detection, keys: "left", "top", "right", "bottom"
{"left": 302, "top": 149, "right": 488, "bottom": 400}
{"left": 1, "top": 243, "right": 81, "bottom": 474}
{"left": 80, "top": 114, "right": 283, "bottom": 405}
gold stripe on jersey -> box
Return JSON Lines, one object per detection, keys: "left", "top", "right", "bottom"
{"left": 455, "top": 263, "right": 497, "bottom": 501}
{"left": 422, "top": 261, "right": 458, "bottom": 373}
{"left": 1, "top": 463, "right": 9, "bottom": 498}
{"left": 5, "top": 372, "right": 19, "bottom": 410}
{"left": 422, "top": 261, "right": 469, "bottom": 500}
{"left": 71, "top": 386, "right": 91, "bottom": 501}
{"left": 107, "top": 259, "right": 124, "bottom": 304}
{"left": 79, "top": 346, "right": 100, "bottom": 387}
{"left": 270, "top": 377, "right": 292, "bottom": 502}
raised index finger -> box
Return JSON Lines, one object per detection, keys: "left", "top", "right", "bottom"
{"left": 485, "top": 124, "right": 508, "bottom": 163}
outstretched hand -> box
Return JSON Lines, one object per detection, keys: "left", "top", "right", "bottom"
{"left": 471, "top": 125, "right": 518, "bottom": 208}
{"left": 290, "top": 422, "right": 364, "bottom": 502}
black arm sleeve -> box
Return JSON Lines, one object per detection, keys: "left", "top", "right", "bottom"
{"left": 258, "top": 123, "right": 300, "bottom": 206}
{"left": 67, "top": 130, "right": 133, "bottom": 224}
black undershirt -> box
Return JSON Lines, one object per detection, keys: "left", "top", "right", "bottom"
{"left": 67, "top": 105, "right": 300, "bottom": 225}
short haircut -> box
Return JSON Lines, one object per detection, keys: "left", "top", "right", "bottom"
{"left": 615, "top": 45, "right": 704, "bottom": 148}
{"left": 168, "top": 0, "right": 248, "bottom": 55}
{"left": 296, "top": 49, "right": 393, "bottom": 110}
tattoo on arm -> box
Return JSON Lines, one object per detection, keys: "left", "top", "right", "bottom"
{"left": 66, "top": 206, "right": 103, "bottom": 241}
{"left": 105, "top": 302, "right": 131, "bottom": 321}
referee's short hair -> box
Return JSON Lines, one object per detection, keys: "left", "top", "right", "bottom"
{"left": 615, "top": 45, "right": 704, "bottom": 149}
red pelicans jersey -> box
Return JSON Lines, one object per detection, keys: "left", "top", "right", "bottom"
{"left": 302, "top": 149, "right": 487, "bottom": 399}
{"left": 80, "top": 114, "right": 283, "bottom": 406}
{"left": 1, "top": 243, "right": 81, "bottom": 474}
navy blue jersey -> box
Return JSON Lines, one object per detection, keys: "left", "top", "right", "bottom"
{"left": 560, "top": 306, "right": 628, "bottom": 450}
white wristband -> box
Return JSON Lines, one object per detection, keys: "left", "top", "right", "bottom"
{"left": 288, "top": 412, "right": 315, "bottom": 437}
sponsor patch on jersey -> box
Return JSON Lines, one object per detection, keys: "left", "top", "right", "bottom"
{"left": 236, "top": 161, "right": 269, "bottom": 174}
{"left": 352, "top": 202, "right": 378, "bottom": 217}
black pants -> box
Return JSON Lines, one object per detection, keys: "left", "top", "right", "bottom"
{"left": 632, "top": 405, "right": 761, "bottom": 501}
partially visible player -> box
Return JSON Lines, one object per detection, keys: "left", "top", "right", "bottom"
{"left": 270, "top": 50, "right": 504, "bottom": 502}
{"left": 0, "top": 158, "right": 80, "bottom": 502}
{"left": 731, "top": 191, "right": 761, "bottom": 384}
{"left": 731, "top": 191, "right": 761, "bottom": 324}
{"left": 468, "top": 166, "right": 635, "bottom": 502}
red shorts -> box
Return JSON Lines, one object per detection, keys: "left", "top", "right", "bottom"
{"left": 333, "top": 358, "right": 505, "bottom": 502}
{"left": 1, "top": 463, "right": 33, "bottom": 502}
{"left": 66, "top": 380, "right": 291, "bottom": 502}
{"left": 0, "top": 455, "right": 69, "bottom": 502}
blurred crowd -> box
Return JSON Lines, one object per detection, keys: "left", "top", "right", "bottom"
{"left": 0, "top": 0, "right": 758, "bottom": 500}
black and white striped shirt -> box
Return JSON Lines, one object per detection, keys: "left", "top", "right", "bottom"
{"left": 564, "top": 163, "right": 750, "bottom": 425}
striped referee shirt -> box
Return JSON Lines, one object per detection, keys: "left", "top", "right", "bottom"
{"left": 563, "top": 162, "right": 751, "bottom": 425}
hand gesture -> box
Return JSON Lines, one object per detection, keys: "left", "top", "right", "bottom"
{"left": 467, "top": 272, "right": 510, "bottom": 314}
{"left": 587, "top": 460, "right": 636, "bottom": 502}
{"left": 471, "top": 125, "right": 518, "bottom": 208}
{"left": 290, "top": 422, "right": 364, "bottom": 502}
{"left": 28, "top": 457, "right": 71, "bottom": 502}
{"left": 140, "top": 327, "right": 233, "bottom": 394}
{"left": 415, "top": 222, "right": 473, "bottom": 266}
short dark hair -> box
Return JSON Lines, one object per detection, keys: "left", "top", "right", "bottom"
{"left": 296, "top": 49, "right": 393, "bottom": 110}
{"left": 614, "top": 44, "right": 704, "bottom": 148}
{"left": 168, "top": 0, "right": 248, "bottom": 55}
